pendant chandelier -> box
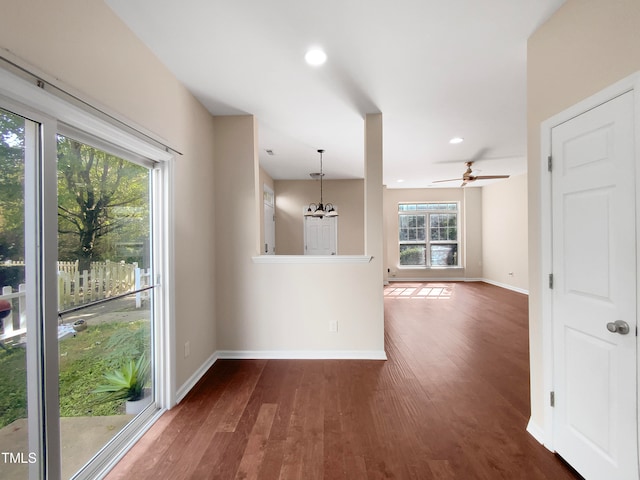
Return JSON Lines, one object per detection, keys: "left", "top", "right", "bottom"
{"left": 304, "top": 149, "right": 338, "bottom": 217}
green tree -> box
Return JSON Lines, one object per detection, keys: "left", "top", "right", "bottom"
{"left": 57, "top": 136, "right": 149, "bottom": 271}
{"left": 0, "top": 115, "right": 149, "bottom": 271}
{"left": 0, "top": 110, "right": 25, "bottom": 262}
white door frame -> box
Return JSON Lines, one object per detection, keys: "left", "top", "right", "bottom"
{"left": 539, "top": 72, "right": 640, "bottom": 454}
{"left": 263, "top": 184, "right": 276, "bottom": 255}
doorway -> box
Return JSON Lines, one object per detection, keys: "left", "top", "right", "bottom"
{"left": 541, "top": 77, "right": 640, "bottom": 480}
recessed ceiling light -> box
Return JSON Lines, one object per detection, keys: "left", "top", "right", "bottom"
{"left": 305, "top": 48, "right": 327, "bottom": 66}
{"left": 397, "top": 179, "right": 405, "bottom": 183}
{"left": 449, "top": 137, "right": 464, "bottom": 144}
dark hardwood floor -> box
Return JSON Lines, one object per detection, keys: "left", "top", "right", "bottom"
{"left": 106, "top": 282, "right": 580, "bottom": 479}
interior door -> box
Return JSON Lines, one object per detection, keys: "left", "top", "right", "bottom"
{"left": 304, "top": 216, "right": 337, "bottom": 255}
{"left": 263, "top": 185, "right": 275, "bottom": 255}
{"left": 551, "top": 91, "right": 638, "bottom": 479}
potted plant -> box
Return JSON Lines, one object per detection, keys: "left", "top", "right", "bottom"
{"left": 94, "top": 354, "right": 150, "bottom": 415}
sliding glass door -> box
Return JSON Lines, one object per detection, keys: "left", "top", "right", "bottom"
{"left": 56, "top": 134, "right": 156, "bottom": 478}
{"left": 0, "top": 70, "right": 170, "bottom": 479}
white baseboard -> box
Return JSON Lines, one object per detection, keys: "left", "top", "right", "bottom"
{"left": 175, "top": 351, "right": 219, "bottom": 404}
{"left": 481, "top": 278, "right": 529, "bottom": 295}
{"left": 216, "top": 350, "right": 388, "bottom": 360}
{"left": 526, "top": 417, "right": 546, "bottom": 445}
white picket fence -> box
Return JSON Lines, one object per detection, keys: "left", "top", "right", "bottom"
{"left": 0, "top": 284, "right": 26, "bottom": 342}
{"left": 57, "top": 260, "right": 150, "bottom": 310}
{"left": 0, "top": 260, "right": 151, "bottom": 342}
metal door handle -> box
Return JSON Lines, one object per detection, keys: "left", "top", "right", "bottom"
{"left": 606, "top": 320, "right": 630, "bottom": 335}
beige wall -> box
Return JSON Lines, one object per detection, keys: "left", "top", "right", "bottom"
{"left": 274, "top": 179, "right": 365, "bottom": 255}
{"left": 528, "top": 0, "right": 640, "bottom": 432}
{"left": 383, "top": 187, "right": 483, "bottom": 280}
{"left": 482, "top": 174, "right": 528, "bottom": 292}
{"left": 0, "top": 0, "right": 218, "bottom": 391}
{"left": 214, "top": 115, "right": 384, "bottom": 356}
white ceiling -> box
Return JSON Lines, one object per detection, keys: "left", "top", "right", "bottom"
{"left": 106, "top": 0, "right": 565, "bottom": 188}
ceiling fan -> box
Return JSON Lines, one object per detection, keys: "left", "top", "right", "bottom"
{"left": 433, "top": 161, "right": 510, "bottom": 187}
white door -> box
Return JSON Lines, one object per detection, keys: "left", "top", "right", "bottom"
{"left": 304, "top": 216, "right": 337, "bottom": 255}
{"left": 551, "top": 91, "right": 638, "bottom": 479}
{"left": 264, "top": 185, "right": 275, "bottom": 254}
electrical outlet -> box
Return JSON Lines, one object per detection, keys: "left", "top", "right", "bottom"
{"left": 329, "top": 320, "right": 338, "bottom": 333}
{"left": 184, "top": 341, "right": 190, "bottom": 358}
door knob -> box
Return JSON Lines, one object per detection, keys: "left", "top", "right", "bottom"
{"left": 606, "top": 320, "right": 630, "bottom": 335}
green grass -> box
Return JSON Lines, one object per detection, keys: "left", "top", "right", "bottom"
{"left": 0, "top": 345, "right": 27, "bottom": 428}
{"left": 0, "top": 319, "right": 149, "bottom": 428}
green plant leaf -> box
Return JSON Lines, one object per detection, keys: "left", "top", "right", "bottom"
{"left": 93, "top": 353, "right": 149, "bottom": 402}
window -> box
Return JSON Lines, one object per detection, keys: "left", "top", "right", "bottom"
{"left": 398, "top": 203, "right": 458, "bottom": 267}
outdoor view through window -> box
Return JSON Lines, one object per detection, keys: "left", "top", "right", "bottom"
{"left": 0, "top": 107, "right": 156, "bottom": 479}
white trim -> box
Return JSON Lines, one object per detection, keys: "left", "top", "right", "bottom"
{"left": 526, "top": 417, "right": 549, "bottom": 448}
{"left": 252, "top": 255, "right": 372, "bottom": 264}
{"left": 153, "top": 158, "right": 177, "bottom": 410}
{"left": 216, "top": 350, "right": 388, "bottom": 360}
{"left": 175, "top": 352, "right": 220, "bottom": 404}
{"left": 480, "top": 278, "right": 529, "bottom": 295}
{"left": 539, "top": 71, "right": 640, "bottom": 452}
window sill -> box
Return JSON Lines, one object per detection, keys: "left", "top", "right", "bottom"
{"left": 252, "top": 255, "right": 373, "bottom": 264}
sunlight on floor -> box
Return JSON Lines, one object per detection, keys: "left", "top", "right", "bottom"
{"left": 384, "top": 283, "right": 454, "bottom": 300}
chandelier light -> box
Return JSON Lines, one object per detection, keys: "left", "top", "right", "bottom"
{"left": 304, "top": 149, "right": 338, "bottom": 218}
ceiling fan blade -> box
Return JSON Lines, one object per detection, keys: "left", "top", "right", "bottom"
{"left": 468, "top": 147, "right": 491, "bottom": 164}
{"left": 474, "top": 175, "right": 510, "bottom": 180}
{"left": 432, "top": 178, "right": 460, "bottom": 183}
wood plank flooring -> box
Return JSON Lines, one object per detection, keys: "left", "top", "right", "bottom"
{"left": 105, "top": 282, "right": 581, "bottom": 480}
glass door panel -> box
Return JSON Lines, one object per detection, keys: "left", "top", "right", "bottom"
{"left": 56, "top": 134, "right": 154, "bottom": 478}
{"left": 0, "top": 108, "right": 36, "bottom": 479}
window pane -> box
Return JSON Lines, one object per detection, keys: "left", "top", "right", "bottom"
{"left": 0, "top": 108, "right": 32, "bottom": 479}
{"left": 400, "top": 244, "right": 426, "bottom": 265}
{"left": 431, "top": 244, "right": 458, "bottom": 266}
{"left": 430, "top": 213, "right": 456, "bottom": 242}
{"left": 57, "top": 135, "right": 154, "bottom": 478}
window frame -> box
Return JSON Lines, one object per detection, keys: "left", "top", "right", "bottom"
{"left": 398, "top": 202, "right": 460, "bottom": 268}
